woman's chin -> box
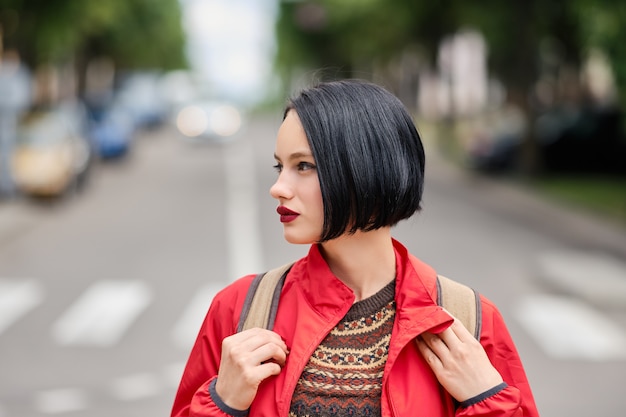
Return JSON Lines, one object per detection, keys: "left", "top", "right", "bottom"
{"left": 283, "top": 232, "right": 319, "bottom": 245}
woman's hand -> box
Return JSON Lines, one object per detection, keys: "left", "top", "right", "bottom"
{"left": 215, "top": 328, "right": 289, "bottom": 411}
{"left": 416, "top": 317, "right": 503, "bottom": 402}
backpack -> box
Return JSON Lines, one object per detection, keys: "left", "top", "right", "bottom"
{"left": 236, "top": 262, "right": 482, "bottom": 340}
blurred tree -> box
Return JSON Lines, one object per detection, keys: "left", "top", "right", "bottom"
{"left": 462, "top": 0, "right": 586, "bottom": 174}
{"left": 0, "top": 0, "right": 186, "bottom": 97}
{"left": 275, "top": 0, "right": 460, "bottom": 104}
{"left": 80, "top": 0, "right": 187, "bottom": 71}
{"left": 574, "top": 0, "right": 626, "bottom": 110}
{"left": 274, "top": 0, "right": 624, "bottom": 176}
{"left": 275, "top": 1, "right": 342, "bottom": 82}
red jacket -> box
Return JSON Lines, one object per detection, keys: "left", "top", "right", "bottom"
{"left": 172, "top": 240, "right": 539, "bottom": 417}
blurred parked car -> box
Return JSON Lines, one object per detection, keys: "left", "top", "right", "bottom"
{"left": 537, "top": 105, "right": 625, "bottom": 173}
{"left": 466, "top": 105, "right": 626, "bottom": 174}
{"left": 175, "top": 101, "right": 243, "bottom": 143}
{"left": 11, "top": 104, "right": 92, "bottom": 197}
{"left": 116, "top": 71, "right": 169, "bottom": 129}
{"left": 86, "top": 101, "right": 135, "bottom": 159}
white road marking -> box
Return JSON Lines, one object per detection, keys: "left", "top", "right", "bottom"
{"left": 51, "top": 280, "right": 152, "bottom": 347}
{"left": 0, "top": 279, "right": 43, "bottom": 335}
{"left": 171, "top": 284, "right": 221, "bottom": 350}
{"left": 223, "top": 140, "right": 263, "bottom": 281}
{"left": 515, "top": 294, "right": 626, "bottom": 361}
{"left": 34, "top": 388, "right": 88, "bottom": 414}
{"left": 110, "top": 372, "right": 162, "bottom": 401}
{"left": 537, "top": 250, "right": 626, "bottom": 308}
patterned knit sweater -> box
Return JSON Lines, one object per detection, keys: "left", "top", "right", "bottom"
{"left": 289, "top": 280, "right": 396, "bottom": 417}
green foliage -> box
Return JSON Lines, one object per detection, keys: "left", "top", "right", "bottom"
{"left": 274, "top": 0, "right": 626, "bottom": 177}
{"left": 274, "top": 0, "right": 625, "bottom": 109}
{"left": 96, "top": 0, "right": 187, "bottom": 70}
{"left": 275, "top": 0, "right": 463, "bottom": 76}
{"left": 574, "top": 0, "right": 626, "bottom": 109}
{"left": 0, "top": 0, "right": 187, "bottom": 70}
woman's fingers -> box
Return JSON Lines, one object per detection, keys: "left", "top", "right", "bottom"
{"left": 415, "top": 335, "right": 442, "bottom": 368}
{"left": 216, "top": 328, "right": 289, "bottom": 410}
{"left": 422, "top": 319, "right": 480, "bottom": 361}
{"left": 420, "top": 325, "right": 462, "bottom": 367}
{"left": 417, "top": 320, "right": 503, "bottom": 402}
{"left": 255, "top": 340, "right": 289, "bottom": 367}
{"left": 222, "top": 328, "right": 289, "bottom": 375}
{"left": 444, "top": 314, "right": 477, "bottom": 343}
{"left": 225, "top": 327, "right": 289, "bottom": 356}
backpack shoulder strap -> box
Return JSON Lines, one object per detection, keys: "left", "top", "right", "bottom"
{"left": 236, "top": 262, "right": 482, "bottom": 339}
{"left": 436, "top": 275, "right": 482, "bottom": 340}
{"left": 237, "top": 262, "right": 294, "bottom": 332}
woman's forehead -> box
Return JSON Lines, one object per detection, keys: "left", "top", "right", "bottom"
{"left": 276, "top": 112, "right": 310, "bottom": 150}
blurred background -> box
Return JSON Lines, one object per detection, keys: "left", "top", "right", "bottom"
{"left": 0, "top": 0, "right": 625, "bottom": 416}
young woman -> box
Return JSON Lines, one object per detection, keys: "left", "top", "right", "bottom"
{"left": 171, "top": 80, "right": 539, "bottom": 417}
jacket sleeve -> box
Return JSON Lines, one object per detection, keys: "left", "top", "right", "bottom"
{"left": 456, "top": 296, "right": 540, "bottom": 417}
{"left": 171, "top": 276, "right": 255, "bottom": 417}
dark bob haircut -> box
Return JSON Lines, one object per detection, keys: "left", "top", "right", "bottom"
{"left": 285, "top": 79, "right": 425, "bottom": 242}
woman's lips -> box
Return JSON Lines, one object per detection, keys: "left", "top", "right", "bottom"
{"left": 277, "top": 206, "right": 299, "bottom": 223}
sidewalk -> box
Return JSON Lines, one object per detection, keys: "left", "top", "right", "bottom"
{"left": 425, "top": 144, "right": 626, "bottom": 309}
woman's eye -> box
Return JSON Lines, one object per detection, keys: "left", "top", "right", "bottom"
{"left": 298, "top": 162, "right": 316, "bottom": 171}
{"left": 272, "top": 163, "right": 283, "bottom": 173}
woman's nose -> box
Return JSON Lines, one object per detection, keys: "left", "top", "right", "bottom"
{"left": 270, "top": 173, "right": 292, "bottom": 200}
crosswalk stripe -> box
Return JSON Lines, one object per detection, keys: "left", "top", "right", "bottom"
{"left": 34, "top": 388, "right": 88, "bottom": 414}
{"left": 514, "top": 294, "right": 626, "bottom": 361}
{"left": 110, "top": 372, "right": 162, "bottom": 401}
{"left": 51, "top": 280, "right": 152, "bottom": 347}
{"left": 0, "top": 279, "right": 44, "bottom": 335}
{"left": 171, "top": 284, "right": 221, "bottom": 350}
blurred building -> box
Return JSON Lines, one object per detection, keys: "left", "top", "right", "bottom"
{"left": 419, "top": 30, "right": 490, "bottom": 120}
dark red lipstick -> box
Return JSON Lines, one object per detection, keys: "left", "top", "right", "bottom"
{"left": 277, "top": 206, "right": 299, "bottom": 223}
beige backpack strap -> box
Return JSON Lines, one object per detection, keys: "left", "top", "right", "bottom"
{"left": 436, "top": 275, "right": 482, "bottom": 340}
{"left": 237, "top": 262, "right": 293, "bottom": 332}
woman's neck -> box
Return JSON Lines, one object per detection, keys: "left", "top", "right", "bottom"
{"left": 319, "top": 228, "right": 396, "bottom": 302}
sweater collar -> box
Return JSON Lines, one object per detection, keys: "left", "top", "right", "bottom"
{"left": 299, "top": 239, "right": 446, "bottom": 321}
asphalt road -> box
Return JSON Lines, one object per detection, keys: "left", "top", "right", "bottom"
{"left": 1, "top": 116, "right": 625, "bottom": 417}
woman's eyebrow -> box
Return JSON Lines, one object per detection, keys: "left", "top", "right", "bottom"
{"left": 274, "top": 151, "right": 314, "bottom": 161}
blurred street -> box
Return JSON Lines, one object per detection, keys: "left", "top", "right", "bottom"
{"left": 1, "top": 116, "right": 626, "bottom": 417}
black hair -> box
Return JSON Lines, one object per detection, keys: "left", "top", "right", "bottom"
{"left": 285, "top": 79, "right": 426, "bottom": 242}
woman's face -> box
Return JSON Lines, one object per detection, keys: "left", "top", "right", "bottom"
{"left": 270, "top": 110, "right": 324, "bottom": 244}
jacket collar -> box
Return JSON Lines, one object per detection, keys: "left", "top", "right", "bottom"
{"left": 391, "top": 240, "right": 454, "bottom": 342}
{"left": 299, "top": 243, "right": 356, "bottom": 318}
{"left": 297, "top": 239, "right": 454, "bottom": 338}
